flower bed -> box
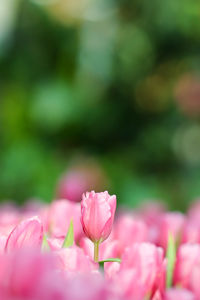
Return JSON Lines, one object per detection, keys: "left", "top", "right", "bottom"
{"left": 0, "top": 191, "right": 199, "bottom": 299}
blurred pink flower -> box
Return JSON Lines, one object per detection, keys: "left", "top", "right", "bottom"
{"left": 117, "top": 243, "right": 166, "bottom": 299}
{"left": 182, "top": 220, "right": 200, "bottom": 244}
{"left": 188, "top": 200, "right": 200, "bottom": 222}
{"left": 157, "top": 212, "right": 185, "bottom": 250}
{"left": 164, "top": 288, "right": 196, "bottom": 300}
{"left": 152, "top": 290, "right": 162, "bottom": 300}
{"left": 113, "top": 214, "right": 148, "bottom": 254}
{"left": 47, "top": 199, "right": 82, "bottom": 241}
{"left": 57, "top": 164, "right": 106, "bottom": 202}
{"left": 64, "top": 273, "right": 122, "bottom": 300}
{"left": 174, "top": 244, "right": 200, "bottom": 297}
{"left": 138, "top": 201, "right": 166, "bottom": 244}
{"left": 0, "top": 249, "right": 57, "bottom": 299}
{"left": 81, "top": 191, "right": 116, "bottom": 243}
{"left": 54, "top": 246, "right": 98, "bottom": 274}
{"left": 5, "top": 217, "right": 43, "bottom": 253}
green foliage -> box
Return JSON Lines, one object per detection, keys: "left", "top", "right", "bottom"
{"left": 62, "top": 220, "right": 74, "bottom": 248}
{"left": 166, "top": 233, "right": 176, "bottom": 288}
{"left": 0, "top": 0, "right": 200, "bottom": 208}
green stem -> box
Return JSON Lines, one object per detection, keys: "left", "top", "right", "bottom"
{"left": 94, "top": 241, "right": 99, "bottom": 262}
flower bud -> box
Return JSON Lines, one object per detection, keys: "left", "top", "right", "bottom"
{"left": 81, "top": 191, "right": 116, "bottom": 243}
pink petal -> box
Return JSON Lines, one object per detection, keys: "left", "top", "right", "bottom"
{"left": 5, "top": 217, "right": 43, "bottom": 253}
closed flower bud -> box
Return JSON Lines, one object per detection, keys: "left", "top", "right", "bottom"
{"left": 81, "top": 191, "right": 116, "bottom": 243}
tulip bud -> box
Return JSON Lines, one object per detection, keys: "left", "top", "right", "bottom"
{"left": 81, "top": 191, "right": 116, "bottom": 262}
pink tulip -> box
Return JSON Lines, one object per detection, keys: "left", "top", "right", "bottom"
{"left": 0, "top": 249, "right": 56, "bottom": 299}
{"left": 119, "top": 243, "right": 166, "bottom": 298}
{"left": 188, "top": 199, "right": 200, "bottom": 222}
{"left": 54, "top": 246, "right": 98, "bottom": 274}
{"left": 81, "top": 191, "right": 116, "bottom": 243}
{"left": 182, "top": 220, "right": 200, "bottom": 244}
{"left": 65, "top": 273, "right": 122, "bottom": 300}
{"left": 152, "top": 290, "right": 162, "bottom": 300}
{"left": 138, "top": 201, "right": 166, "bottom": 244}
{"left": 113, "top": 214, "right": 148, "bottom": 254}
{"left": 104, "top": 261, "right": 121, "bottom": 279}
{"left": 164, "top": 288, "right": 196, "bottom": 300}
{"left": 81, "top": 191, "right": 116, "bottom": 262}
{"left": 5, "top": 217, "right": 43, "bottom": 253}
{"left": 111, "top": 268, "right": 146, "bottom": 300}
{"left": 47, "top": 199, "right": 82, "bottom": 241}
{"left": 174, "top": 244, "right": 200, "bottom": 297}
{"left": 157, "top": 212, "right": 185, "bottom": 250}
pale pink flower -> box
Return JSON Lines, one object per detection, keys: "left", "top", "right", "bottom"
{"left": 164, "top": 288, "right": 196, "bottom": 300}
{"left": 152, "top": 290, "right": 162, "bottom": 300}
{"left": 104, "top": 261, "right": 121, "bottom": 279}
{"left": 81, "top": 191, "right": 116, "bottom": 243}
{"left": 65, "top": 274, "right": 122, "bottom": 300}
{"left": 174, "top": 244, "right": 200, "bottom": 297}
{"left": 182, "top": 220, "right": 200, "bottom": 244}
{"left": 5, "top": 217, "right": 43, "bottom": 253}
{"left": 138, "top": 201, "right": 166, "bottom": 244}
{"left": 111, "top": 268, "right": 146, "bottom": 300}
{"left": 113, "top": 214, "right": 148, "bottom": 254}
{"left": 119, "top": 243, "right": 166, "bottom": 298}
{"left": 157, "top": 212, "right": 185, "bottom": 250}
{"left": 188, "top": 200, "right": 200, "bottom": 222}
{"left": 0, "top": 249, "right": 56, "bottom": 299}
{"left": 48, "top": 199, "right": 82, "bottom": 241}
{"left": 54, "top": 246, "right": 97, "bottom": 274}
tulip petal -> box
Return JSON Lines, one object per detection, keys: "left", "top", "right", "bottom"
{"left": 5, "top": 217, "right": 43, "bottom": 253}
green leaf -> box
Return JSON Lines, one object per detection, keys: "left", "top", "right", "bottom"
{"left": 98, "top": 258, "right": 121, "bottom": 263}
{"left": 98, "top": 258, "right": 121, "bottom": 269}
{"left": 41, "top": 234, "right": 50, "bottom": 252}
{"left": 62, "top": 219, "right": 74, "bottom": 248}
{"left": 166, "top": 233, "right": 176, "bottom": 288}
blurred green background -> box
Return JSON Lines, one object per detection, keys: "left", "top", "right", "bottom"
{"left": 1, "top": 0, "right": 200, "bottom": 210}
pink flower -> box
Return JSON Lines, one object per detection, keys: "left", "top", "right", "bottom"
{"left": 164, "top": 288, "right": 196, "bottom": 300}
{"left": 113, "top": 214, "right": 148, "bottom": 254}
{"left": 56, "top": 164, "right": 105, "bottom": 203}
{"left": 182, "top": 220, "right": 200, "bottom": 244}
{"left": 119, "top": 243, "right": 166, "bottom": 298}
{"left": 188, "top": 200, "right": 200, "bottom": 222}
{"left": 157, "top": 212, "right": 185, "bottom": 250}
{"left": 174, "top": 244, "right": 200, "bottom": 297}
{"left": 81, "top": 191, "right": 116, "bottom": 243}
{"left": 0, "top": 249, "right": 57, "bottom": 299}
{"left": 152, "top": 290, "right": 162, "bottom": 300}
{"left": 54, "top": 246, "right": 98, "bottom": 274}
{"left": 65, "top": 274, "right": 122, "bottom": 300}
{"left": 47, "top": 199, "right": 82, "bottom": 241}
{"left": 5, "top": 217, "right": 43, "bottom": 253}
